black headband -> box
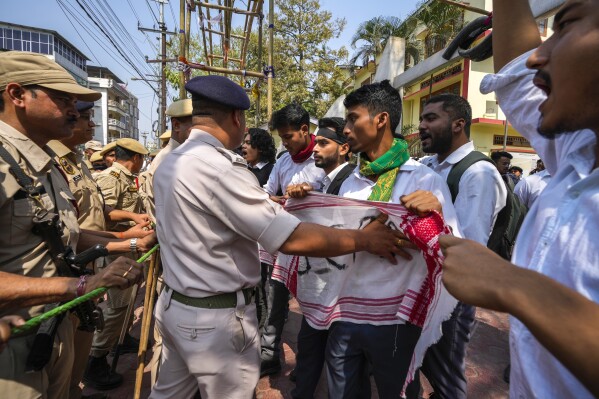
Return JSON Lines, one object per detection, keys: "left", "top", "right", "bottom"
{"left": 315, "top": 127, "right": 347, "bottom": 145}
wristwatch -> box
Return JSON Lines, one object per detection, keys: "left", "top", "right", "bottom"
{"left": 130, "top": 238, "right": 138, "bottom": 252}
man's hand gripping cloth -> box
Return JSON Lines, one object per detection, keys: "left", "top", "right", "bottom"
{"left": 272, "top": 192, "right": 458, "bottom": 392}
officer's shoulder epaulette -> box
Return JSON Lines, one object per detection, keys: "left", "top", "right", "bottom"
{"left": 109, "top": 170, "right": 121, "bottom": 179}
{"left": 215, "top": 147, "right": 247, "bottom": 167}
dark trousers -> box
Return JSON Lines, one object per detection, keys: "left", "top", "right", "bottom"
{"left": 406, "top": 302, "right": 476, "bottom": 399}
{"left": 255, "top": 262, "right": 269, "bottom": 331}
{"left": 291, "top": 317, "right": 328, "bottom": 399}
{"left": 325, "top": 321, "right": 421, "bottom": 399}
{"left": 260, "top": 278, "right": 289, "bottom": 362}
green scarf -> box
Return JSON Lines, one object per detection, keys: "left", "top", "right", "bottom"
{"left": 359, "top": 138, "right": 410, "bottom": 202}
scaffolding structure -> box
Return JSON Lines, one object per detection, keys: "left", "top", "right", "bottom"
{"left": 179, "top": 0, "right": 272, "bottom": 124}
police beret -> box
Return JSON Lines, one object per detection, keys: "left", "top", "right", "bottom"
{"left": 185, "top": 75, "right": 250, "bottom": 111}
{"left": 0, "top": 51, "right": 101, "bottom": 101}
{"left": 89, "top": 152, "right": 104, "bottom": 163}
{"left": 159, "top": 130, "right": 171, "bottom": 140}
{"left": 99, "top": 141, "right": 117, "bottom": 156}
{"left": 84, "top": 140, "right": 103, "bottom": 151}
{"left": 76, "top": 101, "right": 95, "bottom": 112}
{"left": 166, "top": 99, "right": 193, "bottom": 118}
{"left": 115, "top": 138, "right": 149, "bottom": 155}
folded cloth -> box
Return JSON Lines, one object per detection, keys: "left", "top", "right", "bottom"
{"left": 272, "top": 192, "right": 458, "bottom": 390}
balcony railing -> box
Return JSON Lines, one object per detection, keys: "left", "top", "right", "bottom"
{"left": 108, "top": 99, "right": 127, "bottom": 114}
{"left": 108, "top": 118, "right": 127, "bottom": 130}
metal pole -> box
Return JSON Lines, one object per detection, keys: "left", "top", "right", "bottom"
{"left": 179, "top": 0, "right": 186, "bottom": 99}
{"left": 267, "top": 0, "right": 274, "bottom": 121}
{"left": 256, "top": 10, "right": 263, "bottom": 127}
{"left": 160, "top": 0, "right": 167, "bottom": 135}
{"left": 503, "top": 118, "right": 509, "bottom": 151}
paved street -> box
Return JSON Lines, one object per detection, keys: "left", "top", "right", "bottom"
{"left": 84, "top": 284, "right": 510, "bottom": 398}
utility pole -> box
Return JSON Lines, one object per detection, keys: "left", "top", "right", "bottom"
{"left": 140, "top": 0, "right": 176, "bottom": 137}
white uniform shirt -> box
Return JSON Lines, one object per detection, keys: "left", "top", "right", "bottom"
{"left": 514, "top": 169, "right": 551, "bottom": 209}
{"left": 263, "top": 152, "right": 325, "bottom": 195}
{"left": 321, "top": 162, "right": 351, "bottom": 193}
{"left": 154, "top": 129, "right": 301, "bottom": 297}
{"left": 421, "top": 141, "right": 507, "bottom": 244}
{"left": 481, "top": 50, "right": 598, "bottom": 399}
{"left": 339, "top": 158, "right": 461, "bottom": 237}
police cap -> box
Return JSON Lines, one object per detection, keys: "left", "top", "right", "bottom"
{"left": 85, "top": 140, "right": 103, "bottom": 151}
{"left": 76, "top": 101, "right": 95, "bottom": 112}
{"left": 100, "top": 141, "right": 117, "bottom": 156}
{"left": 166, "top": 99, "right": 193, "bottom": 118}
{"left": 115, "top": 138, "right": 149, "bottom": 155}
{"left": 185, "top": 75, "right": 250, "bottom": 112}
{"left": 0, "top": 51, "right": 101, "bottom": 102}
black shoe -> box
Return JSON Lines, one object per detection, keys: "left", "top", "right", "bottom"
{"left": 289, "top": 367, "right": 296, "bottom": 383}
{"left": 260, "top": 358, "right": 282, "bottom": 377}
{"left": 82, "top": 394, "right": 110, "bottom": 399}
{"left": 83, "top": 355, "right": 123, "bottom": 390}
{"left": 111, "top": 333, "right": 144, "bottom": 355}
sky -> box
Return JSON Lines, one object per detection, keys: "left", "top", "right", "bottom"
{"left": 1, "top": 0, "right": 421, "bottom": 146}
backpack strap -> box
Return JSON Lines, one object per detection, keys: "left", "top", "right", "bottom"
{"left": 446, "top": 151, "right": 493, "bottom": 202}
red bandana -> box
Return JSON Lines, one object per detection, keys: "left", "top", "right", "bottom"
{"left": 290, "top": 134, "right": 316, "bottom": 164}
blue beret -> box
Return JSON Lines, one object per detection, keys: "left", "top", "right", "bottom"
{"left": 76, "top": 101, "right": 95, "bottom": 112}
{"left": 185, "top": 75, "right": 250, "bottom": 111}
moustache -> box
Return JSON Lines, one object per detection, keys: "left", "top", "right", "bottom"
{"left": 534, "top": 70, "right": 552, "bottom": 87}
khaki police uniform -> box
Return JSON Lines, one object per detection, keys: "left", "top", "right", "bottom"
{"left": 90, "top": 161, "right": 144, "bottom": 358}
{"left": 0, "top": 121, "right": 80, "bottom": 399}
{"left": 48, "top": 140, "right": 108, "bottom": 399}
{"left": 151, "top": 130, "right": 301, "bottom": 398}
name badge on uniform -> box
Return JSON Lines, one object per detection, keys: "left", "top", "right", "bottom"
{"left": 59, "top": 157, "right": 76, "bottom": 175}
{"left": 128, "top": 186, "right": 138, "bottom": 192}
{"left": 73, "top": 174, "right": 82, "bottom": 182}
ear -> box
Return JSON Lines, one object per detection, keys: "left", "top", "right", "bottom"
{"left": 300, "top": 124, "right": 310, "bottom": 136}
{"left": 5, "top": 83, "right": 27, "bottom": 108}
{"left": 375, "top": 112, "right": 389, "bottom": 130}
{"left": 232, "top": 109, "right": 244, "bottom": 128}
{"left": 453, "top": 118, "right": 466, "bottom": 133}
{"left": 339, "top": 143, "right": 350, "bottom": 157}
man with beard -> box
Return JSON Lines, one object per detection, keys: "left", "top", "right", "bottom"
{"left": 260, "top": 103, "right": 325, "bottom": 376}
{"left": 438, "top": 0, "right": 599, "bottom": 397}
{"left": 410, "top": 94, "right": 506, "bottom": 398}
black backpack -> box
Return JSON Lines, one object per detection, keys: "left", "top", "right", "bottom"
{"left": 446, "top": 151, "right": 528, "bottom": 260}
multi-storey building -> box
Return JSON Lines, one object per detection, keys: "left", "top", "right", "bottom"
{"left": 0, "top": 21, "right": 90, "bottom": 86}
{"left": 0, "top": 21, "right": 139, "bottom": 145}
{"left": 87, "top": 66, "right": 139, "bottom": 143}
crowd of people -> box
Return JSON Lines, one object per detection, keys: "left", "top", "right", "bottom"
{"left": 1, "top": 0, "right": 599, "bottom": 398}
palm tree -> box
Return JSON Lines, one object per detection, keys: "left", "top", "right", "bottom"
{"left": 413, "top": 1, "right": 465, "bottom": 58}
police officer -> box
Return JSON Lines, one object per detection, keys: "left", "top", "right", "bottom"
{"left": 48, "top": 101, "right": 155, "bottom": 398}
{"left": 0, "top": 51, "right": 143, "bottom": 399}
{"left": 84, "top": 140, "right": 103, "bottom": 169}
{"left": 84, "top": 137, "right": 149, "bottom": 389}
{"left": 99, "top": 141, "right": 117, "bottom": 168}
{"left": 150, "top": 75, "right": 406, "bottom": 398}
{"left": 139, "top": 99, "right": 193, "bottom": 223}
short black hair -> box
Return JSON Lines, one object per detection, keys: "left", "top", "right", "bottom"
{"left": 509, "top": 166, "right": 523, "bottom": 173}
{"left": 115, "top": 145, "right": 140, "bottom": 161}
{"left": 270, "top": 102, "right": 310, "bottom": 131}
{"left": 0, "top": 91, "right": 4, "bottom": 112}
{"left": 491, "top": 151, "right": 513, "bottom": 162}
{"left": 424, "top": 93, "right": 472, "bottom": 138}
{"left": 247, "top": 128, "right": 276, "bottom": 163}
{"left": 343, "top": 80, "right": 402, "bottom": 132}
{"left": 318, "top": 117, "right": 345, "bottom": 136}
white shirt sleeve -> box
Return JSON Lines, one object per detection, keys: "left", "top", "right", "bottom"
{"left": 263, "top": 160, "right": 282, "bottom": 196}
{"left": 480, "top": 50, "right": 596, "bottom": 177}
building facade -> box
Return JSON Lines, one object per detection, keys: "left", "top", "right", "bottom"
{"left": 87, "top": 66, "right": 139, "bottom": 144}
{"left": 0, "top": 21, "right": 140, "bottom": 145}
{"left": 0, "top": 21, "right": 90, "bottom": 86}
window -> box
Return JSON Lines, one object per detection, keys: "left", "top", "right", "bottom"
{"left": 493, "top": 135, "right": 531, "bottom": 147}
{"left": 419, "top": 81, "right": 462, "bottom": 111}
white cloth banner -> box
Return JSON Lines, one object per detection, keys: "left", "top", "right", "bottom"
{"left": 272, "top": 192, "right": 458, "bottom": 389}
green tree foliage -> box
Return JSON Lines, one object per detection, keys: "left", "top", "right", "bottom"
{"left": 350, "top": 2, "right": 465, "bottom": 70}
{"left": 164, "top": 0, "right": 350, "bottom": 127}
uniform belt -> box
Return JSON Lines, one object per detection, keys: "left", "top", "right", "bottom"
{"left": 165, "top": 285, "right": 255, "bottom": 309}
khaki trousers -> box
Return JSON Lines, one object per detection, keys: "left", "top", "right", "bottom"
{"left": 0, "top": 316, "right": 74, "bottom": 399}
{"left": 149, "top": 289, "right": 260, "bottom": 399}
